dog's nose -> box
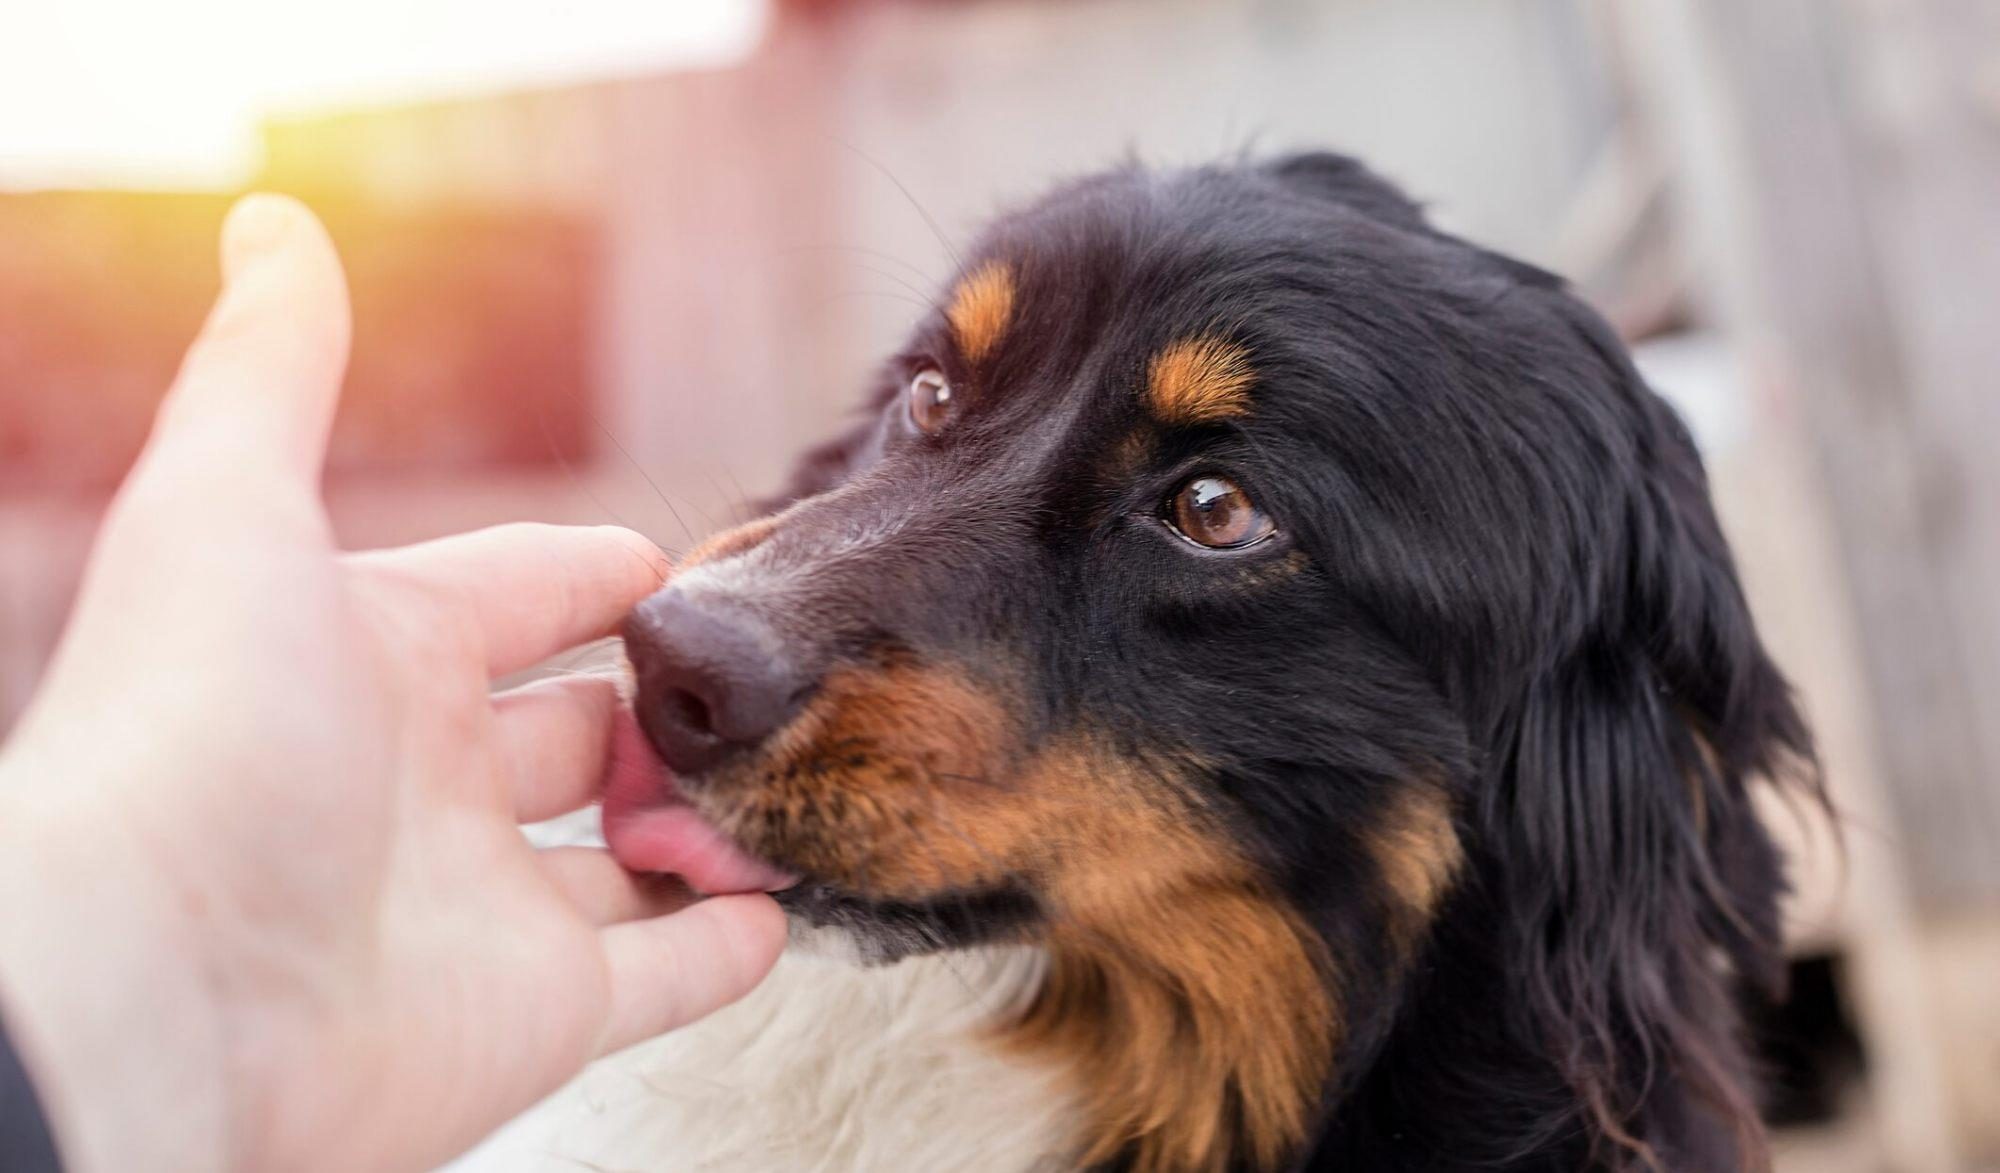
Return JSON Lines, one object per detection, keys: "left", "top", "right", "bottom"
{"left": 622, "top": 591, "right": 812, "bottom": 776}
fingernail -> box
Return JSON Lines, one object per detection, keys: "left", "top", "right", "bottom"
{"left": 221, "top": 193, "right": 298, "bottom": 279}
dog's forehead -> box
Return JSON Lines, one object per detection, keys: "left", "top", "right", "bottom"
{"left": 938, "top": 171, "right": 1419, "bottom": 438}
{"left": 939, "top": 233, "right": 1281, "bottom": 433}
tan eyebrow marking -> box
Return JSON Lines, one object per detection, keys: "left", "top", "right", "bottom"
{"left": 1146, "top": 336, "right": 1255, "bottom": 424}
{"left": 945, "top": 261, "right": 1016, "bottom": 363}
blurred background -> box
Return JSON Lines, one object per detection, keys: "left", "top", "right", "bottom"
{"left": 3, "top": 1, "right": 1997, "bottom": 1169}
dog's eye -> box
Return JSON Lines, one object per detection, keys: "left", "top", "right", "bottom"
{"left": 908, "top": 368, "right": 954, "bottom": 433}
{"left": 1168, "top": 476, "right": 1274, "bottom": 549}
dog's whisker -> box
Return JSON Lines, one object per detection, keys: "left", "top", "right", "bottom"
{"left": 770, "top": 242, "right": 937, "bottom": 287}
{"left": 820, "top": 289, "right": 933, "bottom": 313}
{"left": 715, "top": 464, "right": 754, "bottom": 517}
{"left": 695, "top": 467, "right": 749, "bottom": 526}
{"left": 585, "top": 409, "right": 704, "bottom": 544}
{"left": 824, "top": 134, "right": 965, "bottom": 274}
{"left": 849, "top": 262, "right": 936, "bottom": 305}
{"left": 529, "top": 400, "right": 681, "bottom": 558}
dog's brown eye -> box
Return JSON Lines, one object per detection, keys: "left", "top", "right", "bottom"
{"left": 908, "top": 368, "right": 953, "bottom": 433}
{"left": 1169, "top": 475, "right": 1273, "bottom": 549}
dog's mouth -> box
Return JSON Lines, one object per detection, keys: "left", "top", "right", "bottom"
{"left": 600, "top": 710, "right": 800, "bottom": 895}
{"left": 605, "top": 692, "right": 1047, "bottom": 960}
{"left": 770, "top": 878, "right": 1044, "bottom": 963}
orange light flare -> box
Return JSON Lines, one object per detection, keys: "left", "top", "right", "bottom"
{"left": 0, "top": 0, "right": 772, "bottom": 494}
{"left": 1, "top": 3, "right": 781, "bottom": 737}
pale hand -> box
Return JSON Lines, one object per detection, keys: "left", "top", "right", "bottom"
{"left": 0, "top": 196, "right": 785, "bottom": 1172}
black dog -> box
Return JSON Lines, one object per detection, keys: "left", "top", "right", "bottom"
{"left": 614, "top": 153, "right": 1821, "bottom": 1172}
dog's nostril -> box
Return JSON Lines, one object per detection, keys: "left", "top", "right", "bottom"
{"left": 667, "top": 688, "right": 716, "bottom": 739}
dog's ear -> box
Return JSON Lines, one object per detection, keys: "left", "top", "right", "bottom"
{"left": 1263, "top": 152, "right": 1432, "bottom": 233}
{"left": 1483, "top": 313, "right": 1821, "bottom": 1169}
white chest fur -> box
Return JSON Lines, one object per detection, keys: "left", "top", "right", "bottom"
{"left": 450, "top": 942, "right": 1078, "bottom": 1172}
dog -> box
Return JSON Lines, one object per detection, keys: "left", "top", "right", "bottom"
{"left": 508, "top": 153, "right": 1821, "bottom": 1173}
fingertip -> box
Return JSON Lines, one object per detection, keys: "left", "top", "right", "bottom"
{"left": 653, "top": 891, "right": 788, "bottom": 991}
{"left": 130, "top": 192, "right": 349, "bottom": 509}
{"left": 709, "top": 891, "right": 790, "bottom": 974}
{"left": 221, "top": 193, "right": 325, "bottom": 282}
{"left": 352, "top": 524, "right": 670, "bottom": 676}
{"left": 595, "top": 526, "right": 672, "bottom": 591}
{"left": 595, "top": 893, "right": 788, "bottom": 1055}
{"left": 539, "top": 847, "right": 697, "bottom": 926}
{"left": 211, "top": 192, "right": 349, "bottom": 364}
{"left": 494, "top": 674, "right": 626, "bottom": 823}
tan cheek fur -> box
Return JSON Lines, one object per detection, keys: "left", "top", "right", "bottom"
{"left": 701, "top": 667, "right": 1336, "bottom": 1173}
{"left": 1366, "top": 783, "right": 1463, "bottom": 960}
{"left": 1009, "top": 754, "right": 1337, "bottom": 1173}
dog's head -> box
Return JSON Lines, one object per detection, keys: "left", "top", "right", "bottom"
{"left": 614, "top": 155, "right": 1817, "bottom": 1172}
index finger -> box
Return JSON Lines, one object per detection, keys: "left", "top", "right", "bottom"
{"left": 350, "top": 522, "right": 670, "bottom": 676}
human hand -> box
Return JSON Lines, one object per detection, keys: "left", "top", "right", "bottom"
{"left": 0, "top": 196, "right": 786, "bottom": 1172}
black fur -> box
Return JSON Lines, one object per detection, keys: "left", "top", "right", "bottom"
{"left": 664, "top": 154, "right": 1821, "bottom": 1171}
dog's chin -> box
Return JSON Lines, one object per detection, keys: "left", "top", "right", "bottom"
{"left": 774, "top": 878, "right": 1044, "bottom": 966}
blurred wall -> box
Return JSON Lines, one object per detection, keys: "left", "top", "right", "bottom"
{"left": 0, "top": 0, "right": 1612, "bottom": 728}
{"left": 248, "top": 0, "right": 1611, "bottom": 511}
{"left": 632, "top": 0, "right": 1612, "bottom": 502}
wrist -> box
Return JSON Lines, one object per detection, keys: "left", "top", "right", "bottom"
{"left": 0, "top": 745, "right": 235, "bottom": 1172}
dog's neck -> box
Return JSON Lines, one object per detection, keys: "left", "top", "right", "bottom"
{"left": 456, "top": 940, "right": 1079, "bottom": 1173}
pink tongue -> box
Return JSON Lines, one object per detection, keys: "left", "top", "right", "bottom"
{"left": 601, "top": 710, "right": 799, "bottom": 895}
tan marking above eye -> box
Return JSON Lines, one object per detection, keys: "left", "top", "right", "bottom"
{"left": 1147, "top": 336, "right": 1254, "bottom": 424}
{"left": 1169, "top": 475, "right": 1275, "bottom": 549}
{"left": 908, "top": 367, "right": 954, "bottom": 433}
{"left": 945, "top": 260, "right": 1016, "bottom": 363}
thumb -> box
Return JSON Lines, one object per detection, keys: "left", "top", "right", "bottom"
{"left": 141, "top": 193, "right": 351, "bottom": 497}
{"left": 594, "top": 894, "right": 787, "bottom": 1056}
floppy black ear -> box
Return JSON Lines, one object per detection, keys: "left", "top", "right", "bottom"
{"left": 1484, "top": 319, "right": 1820, "bottom": 1169}
{"left": 1263, "top": 152, "right": 1433, "bottom": 233}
